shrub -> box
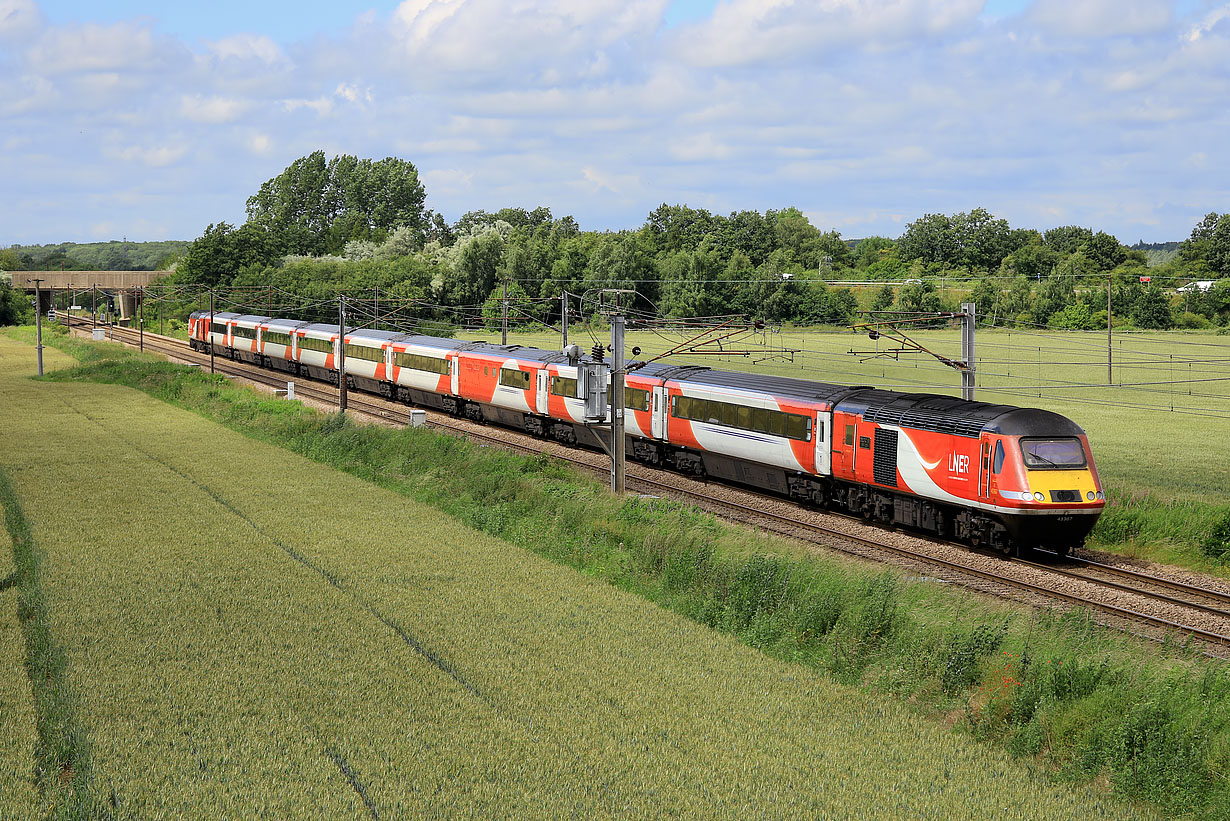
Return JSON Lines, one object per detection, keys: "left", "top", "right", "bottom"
{"left": 1201, "top": 511, "right": 1230, "bottom": 561}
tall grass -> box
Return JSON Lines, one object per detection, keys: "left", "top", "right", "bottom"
{"left": 0, "top": 466, "right": 107, "bottom": 819}
{"left": 16, "top": 328, "right": 1230, "bottom": 817}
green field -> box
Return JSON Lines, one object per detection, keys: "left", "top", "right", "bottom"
{"left": 464, "top": 324, "right": 1230, "bottom": 565}
{"left": 0, "top": 335, "right": 1154, "bottom": 817}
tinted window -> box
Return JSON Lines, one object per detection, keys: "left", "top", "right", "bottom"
{"left": 550, "top": 375, "right": 578, "bottom": 398}
{"left": 992, "top": 440, "right": 1005, "bottom": 474}
{"left": 1020, "top": 438, "right": 1086, "bottom": 469}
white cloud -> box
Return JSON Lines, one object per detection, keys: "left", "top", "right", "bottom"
{"left": 207, "top": 33, "right": 286, "bottom": 64}
{"left": 0, "top": 73, "right": 58, "bottom": 115}
{"left": 421, "top": 167, "right": 475, "bottom": 195}
{"left": 579, "top": 166, "right": 642, "bottom": 196}
{"left": 180, "top": 94, "right": 251, "bottom": 124}
{"left": 1027, "top": 0, "right": 1171, "bottom": 38}
{"left": 0, "top": 0, "right": 42, "bottom": 43}
{"left": 110, "top": 143, "right": 190, "bottom": 167}
{"left": 334, "top": 82, "right": 372, "bottom": 105}
{"left": 24, "top": 21, "right": 168, "bottom": 74}
{"left": 674, "top": 0, "right": 984, "bottom": 67}
{"left": 1186, "top": 4, "right": 1230, "bottom": 41}
{"left": 282, "top": 96, "right": 334, "bottom": 116}
{"left": 248, "top": 134, "right": 273, "bottom": 155}
{"left": 669, "top": 133, "right": 734, "bottom": 162}
{"left": 389, "top": 0, "right": 667, "bottom": 78}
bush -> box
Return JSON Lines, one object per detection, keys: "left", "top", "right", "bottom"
{"left": 1201, "top": 511, "right": 1230, "bottom": 561}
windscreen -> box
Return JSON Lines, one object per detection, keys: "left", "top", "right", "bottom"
{"left": 1020, "top": 438, "right": 1086, "bottom": 469}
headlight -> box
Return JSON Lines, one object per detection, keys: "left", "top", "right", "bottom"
{"left": 1033, "top": 491, "right": 1046, "bottom": 502}
{"left": 1087, "top": 491, "right": 1095, "bottom": 501}
{"left": 1096, "top": 491, "right": 1104, "bottom": 501}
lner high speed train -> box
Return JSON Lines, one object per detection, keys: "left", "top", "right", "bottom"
{"left": 189, "top": 311, "right": 1105, "bottom": 556}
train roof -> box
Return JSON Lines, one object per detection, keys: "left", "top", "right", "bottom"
{"left": 631, "top": 361, "right": 852, "bottom": 404}
{"left": 300, "top": 323, "right": 340, "bottom": 336}
{"left": 461, "top": 341, "right": 574, "bottom": 365}
{"left": 232, "top": 314, "right": 269, "bottom": 325}
{"left": 344, "top": 329, "right": 413, "bottom": 343}
{"left": 195, "top": 311, "right": 240, "bottom": 321}
{"left": 389, "top": 334, "right": 461, "bottom": 351}
{"left": 985, "top": 407, "right": 1086, "bottom": 437}
{"left": 837, "top": 388, "right": 1084, "bottom": 438}
{"left": 263, "top": 318, "right": 309, "bottom": 331}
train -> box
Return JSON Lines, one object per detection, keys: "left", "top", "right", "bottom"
{"left": 188, "top": 310, "right": 1105, "bottom": 556}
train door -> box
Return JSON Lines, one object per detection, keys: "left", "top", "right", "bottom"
{"left": 814, "top": 410, "right": 831, "bottom": 476}
{"left": 977, "top": 437, "right": 992, "bottom": 502}
{"left": 831, "top": 411, "right": 857, "bottom": 480}
{"left": 651, "top": 386, "right": 668, "bottom": 439}
{"left": 450, "top": 355, "right": 460, "bottom": 395}
{"left": 536, "top": 369, "right": 548, "bottom": 415}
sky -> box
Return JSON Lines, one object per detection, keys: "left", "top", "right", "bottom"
{"left": 2, "top": 0, "right": 1228, "bottom": 247}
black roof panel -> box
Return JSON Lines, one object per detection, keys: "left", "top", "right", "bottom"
{"left": 840, "top": 389, "right": 1023, "bottom": 438}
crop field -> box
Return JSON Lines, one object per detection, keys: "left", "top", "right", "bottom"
{"left": 0, "top": 522, "right": 42, "bottom": 815}
{"left": 0, "top": 335, "right": 1153, "bottom": 817}
{"left": 466, "top": 325, "right": 1230, "bottom": 562}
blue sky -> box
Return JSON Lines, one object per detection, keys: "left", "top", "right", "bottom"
{"left": 3, "top": 0, "right": 1229, "bottom": 246}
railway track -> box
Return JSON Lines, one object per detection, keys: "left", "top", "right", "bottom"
{"left": 69, "top": 316, "right": 1230, "bottom": 655}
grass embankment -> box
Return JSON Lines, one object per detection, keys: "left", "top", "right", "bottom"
{"left": 0, "top": 470, "right": 96, "bottom": 819}
{"left": 0, "top": 333, "right": 1142, "bottom": 818}
{"left": 0, "top": 520, "right": 44, "bottom": 816}
{"left": 9, "top": 328, "right": 1230, "bottom": 817}
{"left": 464, "top": 326, "right": 1230, "bottom": 571}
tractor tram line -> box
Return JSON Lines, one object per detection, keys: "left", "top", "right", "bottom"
{"left": 67, "top": 316, "right": 1230, "bottom": 657}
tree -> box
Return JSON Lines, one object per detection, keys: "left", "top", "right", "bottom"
{"left": 644, "top": 204, "right": 716, "bottom": 255}
{"left": 1047, "top": 302, "right": 1099, "bottom": 330}
{"left": 1043, "top": 225, "right": 1094, "bottom": 256}
{"left": 1002, "top": 244, "right": 1058, "bottom": 282}
{"left": 896, "top": 279, "right": 942, "bottom": 313}
{"left": 1182, "top": 212, "right": 1230, "bottom": 276}
{"left": 440, "top": 230, "right": 505, "bottom": 309}
{"left": 1130, "top": 285, "right": 1174, "bottom": 329}
{"left": 0, "top": 278, "right": 34, "bottom": 325}
{"left": 245, "top": 152, "right": 427, "bottom": 256}
{"left": 174, "top": 222, "right": 280, "bottom": 287}
{"left": 853, "top": 236, "right": 896, "bottom": 270}
{"left": 1079, "top": 231, "right": 1127, "bottom": 272}
{"left": 0, "top": 249, "right": 26, "bottom": 271}
{"left": 897, "top": 213, "right": 958, "bottom": 266}
{"left": 870, "top": 284, "right": 896, "bottom": 312}
{"left": 481, "top": 280, "right": 546, "bottom": 330}
{"left": 1031, "top": 257, "right": 1081, "bottom": 324}
{"left": 953, "top": 207, "right": 1015, "bottom": 270}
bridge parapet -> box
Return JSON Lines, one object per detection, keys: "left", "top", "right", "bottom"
{"left": 6, "top": 271, "right": 164, "bottom": 290}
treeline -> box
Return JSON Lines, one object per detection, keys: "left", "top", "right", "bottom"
{"left": 12, "top": 151, "right": 1230, "bottom": 333}
{"left": 1, "top": 240, "right": 189, "bottom": 272}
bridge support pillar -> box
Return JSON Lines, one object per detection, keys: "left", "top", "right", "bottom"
{"left": 36, "top": 289, "right": 52, "bottom": 316}
{"left": 118, "top": 292, "right": 139, "bottom": 325}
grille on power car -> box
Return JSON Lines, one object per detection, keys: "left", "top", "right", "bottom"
{"left": 1050, "top": 489, "right": 1081, "bottom": 503}
{"left": 873, "top": 428, "right": 899, "bottom": 488}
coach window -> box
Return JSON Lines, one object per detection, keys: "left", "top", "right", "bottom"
{"left": 993, "top": 440, "right": 1005, "bottom": 474}
{"left": 500, "top": 368, "right": 532, "bottom": 389}
{"left": 785, "top": 414, "right": 808, "bottom": 441}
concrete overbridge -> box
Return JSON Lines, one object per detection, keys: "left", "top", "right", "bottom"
{"left": 6, "top": 271, "right": 164, "bottom": 322}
